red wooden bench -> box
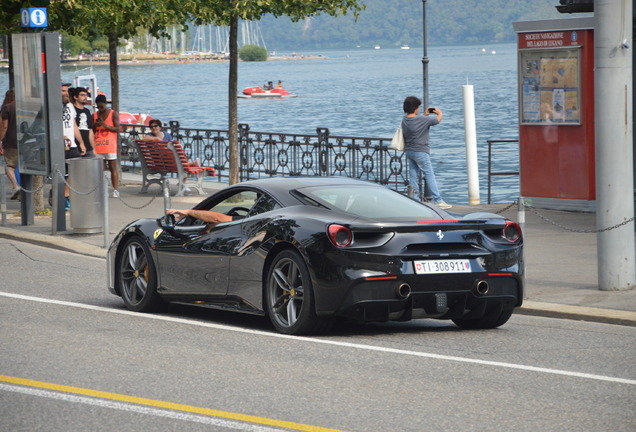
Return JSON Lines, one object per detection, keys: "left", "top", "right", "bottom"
{"left": 131, "top": 139, "right": 216, "bottom": 196}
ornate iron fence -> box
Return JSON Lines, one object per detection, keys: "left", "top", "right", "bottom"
{"left": 121, "top": 122, "right": 411, "bottom": 194}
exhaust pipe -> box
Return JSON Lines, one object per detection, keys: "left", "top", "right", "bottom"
{"left": 474, "top": 280, "right": 489, "bottom": 295}
{"left": 395, "top": 283, "right": 412, "bottom": 299}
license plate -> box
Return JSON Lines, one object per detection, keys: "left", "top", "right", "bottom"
{"left": 414, "top": 259, "right": 472, "bottom": 274}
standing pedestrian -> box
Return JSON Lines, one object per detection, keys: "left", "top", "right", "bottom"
{"left": 62, "top": 82, "right": 86, "bottom": 210}
{"left": 62, "top": 82, "right": 86, "bottom": 159}
{"left": 70, "top": 87, "right": 95, "bottom": 157}
{"left": 401, "top": 95, "right": 451, "bottom": 209}
{"left": 92, "top": 94, "right": 120, "bottom": 197}
{"left": 0, "top": 89, "right": 19, "bottom": 199}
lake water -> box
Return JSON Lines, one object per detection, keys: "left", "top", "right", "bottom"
{"left": 0, "top": 43, "right": 521, "bottom": 204}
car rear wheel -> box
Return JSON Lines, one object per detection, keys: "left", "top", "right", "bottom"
{"left": 118, "top": 236, "right": 162, "bottom": 312}
{"left": 452, "top": 304, "right": 513, "bottom": 329}
{"left": 265, "top": 250, "right": 331, "bottom": 335}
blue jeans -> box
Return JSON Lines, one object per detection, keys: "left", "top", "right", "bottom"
{"left": 405, "top": 150, "right": 443, "bottom": 203}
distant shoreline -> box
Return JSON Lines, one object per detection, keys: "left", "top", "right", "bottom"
{"left": 0, "top": 54, "right": 329, "bottom": 70}
{"left": 59, "top": 54, "right": 329, "bottom": 67}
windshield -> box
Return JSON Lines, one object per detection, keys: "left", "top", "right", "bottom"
{"left": 298, "top": 185, "right": 440, "bottom": 219}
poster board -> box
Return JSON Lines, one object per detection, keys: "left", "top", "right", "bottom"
{"left": 519, "top": 47, "right": 581, "bottom": 124}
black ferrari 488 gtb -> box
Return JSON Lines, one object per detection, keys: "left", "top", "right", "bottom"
{"left": 107, "top": 177, "right": 523, "bottom": 335}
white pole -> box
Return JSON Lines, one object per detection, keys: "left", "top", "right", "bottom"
{"left": 463, "top": 84, "right": 480, "bottom": 205}
{"left": 595, "top": 0, "right": 635, "bottom": 290}
{"left": 163, "top": 178, "right": 171, "bottom": 213}
{"left": 103, "top": 172, "right": 109, "bottom": 249}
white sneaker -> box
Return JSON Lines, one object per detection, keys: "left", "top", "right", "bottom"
{"left": 112, "top": 190, "right": 120, "bottom": 198}
{"left": 435, "top": 200, "right": 452, "bottom": 210}
{"left": 183, "top": 187, "right": 192, "bottom": 194}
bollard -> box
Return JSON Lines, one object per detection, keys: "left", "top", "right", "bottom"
{"left": 163, "top": 177, "right": 171, "bottom": 212}
{"left": 463, "top": 84, "right": 480, "bottom": 205}
{"left": 517, "top": 196, "right": 525, "bottom": 226}
{"left": 103, "top": 172, "right": 109, "bottom": 248}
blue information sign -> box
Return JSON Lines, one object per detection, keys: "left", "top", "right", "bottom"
{"left": 20, "top": 8, "right": 48, "bottom": 28}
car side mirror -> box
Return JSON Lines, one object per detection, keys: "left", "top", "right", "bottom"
{"left": 157, "top": 213, "right": 175, "bottom": 230}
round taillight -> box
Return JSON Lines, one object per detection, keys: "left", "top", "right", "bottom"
{"left": 327, "top": 224, "right": 352, "bottom": 248}
{"left": 503, "top": 221, "right": 522, "bottom": 243}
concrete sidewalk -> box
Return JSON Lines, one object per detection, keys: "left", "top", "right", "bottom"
{"left": 1, "top": 172, "right": 635, "bottom": 326}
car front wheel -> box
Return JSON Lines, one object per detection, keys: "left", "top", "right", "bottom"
{"left": 118, "top": 236, "right": 162, "bottom": 312}
{"left": 265, "top": 250, "right": 331, "bottom": 335}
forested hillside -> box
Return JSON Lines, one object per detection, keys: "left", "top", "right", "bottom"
{"left": 259, "top": 0, "right": 583, "bottom": 50}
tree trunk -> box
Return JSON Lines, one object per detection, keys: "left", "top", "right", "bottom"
{"left": 108, "top": 33, "right": 122, "bottom": 185}
{"left": 228, "top": 14, "right": 239, "bottom": 185}
{"left": 108, "top": 33, "right": 119, "bottom": 113}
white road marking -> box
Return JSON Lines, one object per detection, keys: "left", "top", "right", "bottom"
{"left": 2, "top": 291, "right": 635, "bottom": 386}
{"left": 0, "top": 383, "right": 283, "bottom": 431}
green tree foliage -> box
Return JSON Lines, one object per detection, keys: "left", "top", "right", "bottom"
{"left": 258, "top": 0, "right": 583, "bottom": 50}
{"left": 62, "top": 35, "right": 92, "bottom": 56}
{"left": 239, "top": 44, "right": 268, "bottom": 61}
{"left": 90, "top": 37, "right": 109, "bottom": 53}
{"left": 59, "top": 34, "right": 107, "bottom": 56}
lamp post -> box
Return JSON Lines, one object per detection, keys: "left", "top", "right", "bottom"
{"left": 419, "top": 0, "right": 432, "bottom": 200}
{"left": 422, "top": 0, "right": 428, "bottom": 108}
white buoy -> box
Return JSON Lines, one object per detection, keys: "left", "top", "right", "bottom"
{"left": 463, "top": 84, "right": 480, "bottom": 205}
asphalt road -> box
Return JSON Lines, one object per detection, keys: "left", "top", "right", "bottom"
{"left": 1, "top": 239, "right": 635, "bottom": 432}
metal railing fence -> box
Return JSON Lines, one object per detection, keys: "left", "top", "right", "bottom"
{"left": 120, "top": 122, "right": 520, "bottom": 202}
{"left": 121, "top": 122, "right": 410, "bottom": 193}
{"left": 486, "top": 139, "right": 520, "bottom": 204}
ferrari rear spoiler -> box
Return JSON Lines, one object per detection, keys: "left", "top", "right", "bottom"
{"left": 349, "top": 218, "right": 507, "bottom": 233}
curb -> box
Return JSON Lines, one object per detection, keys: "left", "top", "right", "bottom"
{"left": 0, "top": 226, "right": 107, "bottom": 259}
{"left": 518, "top": 300, "right": 636, "bottom": 327}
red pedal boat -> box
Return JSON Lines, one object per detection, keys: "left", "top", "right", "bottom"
{"left": 240, "top": 86, "right": 297, "bottom": 98}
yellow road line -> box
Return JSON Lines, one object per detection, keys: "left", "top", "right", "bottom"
{"left": 0, "top": 375, "right": 347, "bottom": 432}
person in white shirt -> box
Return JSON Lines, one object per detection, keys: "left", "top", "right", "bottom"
{"left": 61, "top": 82, "right": 86, "bottom": 209}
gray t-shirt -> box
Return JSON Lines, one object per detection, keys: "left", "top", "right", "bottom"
{"left": 401, "top": 115, "right": 438, "bottom": 153}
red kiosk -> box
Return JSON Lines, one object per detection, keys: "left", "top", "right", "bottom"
{"left": 513, "top": 18, "right": 595, "bottom": 211}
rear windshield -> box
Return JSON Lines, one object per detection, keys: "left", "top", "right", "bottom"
{"left": 297, "top": 185, "right": 440, "bottom": 219}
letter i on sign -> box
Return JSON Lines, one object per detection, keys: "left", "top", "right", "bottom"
{"left": 32, "top": 9, "right": 46, "bottom": 26}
